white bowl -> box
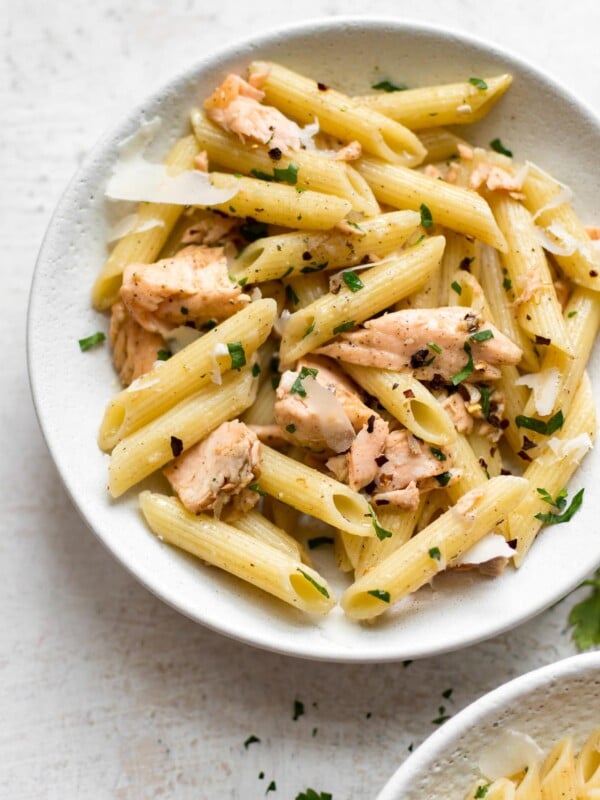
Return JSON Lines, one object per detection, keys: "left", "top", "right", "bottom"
{"left": 377, "top": 651, "right": 600, "bottom": 799}
{"left": 28, "top": 18, "right": 600, "bottom": 662}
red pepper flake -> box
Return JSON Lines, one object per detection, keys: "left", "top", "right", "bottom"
{"left": 268, "top": 147, "right": 282, "bottom": 160}
{"left": 375, "top": 455, "right": 388, "bottom": 467}
{"left": 517, "top": 449, "right": 533, "bottom": 462}
{"left": 170, "top": 436, "right": 183, "bottom": 457}
{"left": 522, "top": 435, "right": 536, "bottom": 450}
{"left": 507, "top": 539, "right": 518, "bottom": 549}
{"left": 367, "top": 415, "right": 375, "bottom": 433}
{"left": 302, "top": 251, "right": 312, "bottom": 261}
{"left": 590, "top": 270, "right": 598, "bottom": 277}
{"left": 535, "top": 334, "right": 551, "bottom": 345}
{"left": 500, "top": 468, "right": 513, "bottom": 475}
{"left": 403, "top": 388, "right": 415, "bottom": 398}
{"left": 317, "top": 81, "right": 329, "bottom": 91}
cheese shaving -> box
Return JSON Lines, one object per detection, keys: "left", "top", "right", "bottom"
{"left": 514, "top": 367, "right": 560, "bottom": 416}
{"left": 453, "top": 533, "right": 515, "bottom": 567}
{"left": 210, "top": 342, "right": 229, "bottom": 385}
{"left": 547, "top": 433, "right": 593, "bottom": 463}
{"left": 479, "top": 730, "right": 544, "bottom": 780}
{"left": 107, "top": 213, "right": 165, "bottom": 243}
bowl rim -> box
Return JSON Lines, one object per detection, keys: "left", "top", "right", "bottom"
{"left": 27, "top": 15, "right": 600, "bottom": 663}
{"left": 376, "top": 650, "right": 600, "bottom": 799}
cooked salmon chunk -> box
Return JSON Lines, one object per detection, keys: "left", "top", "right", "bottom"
{"left": 120, "top": 245, "right": 249, "bottom": 336}
{"left": 347, "top": 415, "right": 389, "bottom": 491}
{"left": 109, "top": 301, "right": 164, "bottom": 386}
{"left": 204, "top": 73, "right": 302, "bottom": 153}
{"left": 274, "top": 355, "right": 376, "bottom": 453}
{"left": 371, "top": 430, "right": 455, "bottom": 510}
{"left": 317, "top": 307, "right": 522, "bottom": 382}
{"left": 163, "top": 420, "right": 261, "bottom": 519}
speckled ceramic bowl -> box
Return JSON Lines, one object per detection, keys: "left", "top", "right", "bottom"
{"left": 28, "top": 18, "right": 600, "bottom": 662}
{"left": 377, "top": 651, "right": 600, "bottom": 798}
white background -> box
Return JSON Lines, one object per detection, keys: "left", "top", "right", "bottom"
{"left": 2, "top": 1, "right": 599, "bottom": 797}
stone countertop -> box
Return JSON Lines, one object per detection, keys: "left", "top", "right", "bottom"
{"left": 2, "top": 1, "right": 599, "bottom": 797}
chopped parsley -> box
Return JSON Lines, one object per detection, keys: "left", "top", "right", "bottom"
{"left": 468, "top": 77, "right": 488, "bottom": 90}
{"left": 371, "top": 79, "right": 408, "bottom": 92}
{"left": 249, "top": 483, "right": 266, "bottom": 496}
{"left": 489, "top": 138, "right": 513, "bottom": 157}
{"left": 250, "top": 163, "right": 299, "bottom": 185}
{"left": 451, "top": 280, "right": 462, "bottom": 295}
{"left": 432, "top": 705, "right": 451, "bottom": 725}
{"left": 300, "top": 261, "right": 328, "bottom": 274}
{"left": 180, "top": 306, "right": 189, "bottom": 315}
{"left": 332, "top": 320, "right": 355, "bottom": 335}
{"left": 244, "top": 735, "right": 261, "bottom": 749}
{"left": 266, "top": 780, "right": 277, "bottom": 794}
{"left": 427, "top": 342, "right": 442, "bottom": 354}
{"left": 367, "top": 589, "right": 391, "bottom": 603}
{"left": 403, "top": 660, "right": 413, "bottom": 668}
{"left": 293, "top": 700, "right": 305, "bottom": 721}
{"left": 469, "top": 329, "right": 494, "bottom": 343}
{"left": 515, "top": 410, "right": 564, "bottom": 435}
{"left": 478, "top": 384, "right": 492, "bottom": 420}
{"left": 286, "top": 284, "right": 300, "bottom": 306}
{"left": 475, "top": 785, "right": 491, "bottom": 798}
{"left": 285, "top": 423, "right": 296, "bottom": 434}
{"left": 297, "top": 568, "right": 330, "bottom": 598}
{"left": 450, "top": 342, "right": 474, "bottom": 385}
{"left": 156, "top": 348, "right": 172, "bottom": 361}
{"left": 429, "top": 546, "right": 442, "bottom": 560}
{"left": 295, "top": 791, "right": 332, "bottom": 800}
{"left": 568, "top": 569, "right": 600, "bottom": 650}
{"left": 78, "top": 331, "right": 106, "bottom": 351}
{"left": 238, "top": 276, "right": 249, "bottom": 287}
{"left": 203, "top": 319, "right": 217, "bottom": 330}
{"left": 430, "top": 447, "right": 447, "bottom": 461}
{"left": 281, "top": 266, "right": 294, "bottom": 279}
{"left": 367, "top": 504, "right": 393, "bottom": 540}
{"left": 227, "top": 341, "right": 246, "bottom": 369}
{"left": 435, "top": 472, "right": 452, "bottom": 487}
{"left": 302, "top": 322, "right": 315, "bottom": 339}
{"left": 503, "top": 276, "right": 513, "bottom": 292}
{"left": 420, "top": 203, "right": 433, "bottom": 228}
{"left": 240, "top": 219, "right": 269, "bottom": 242}
{"left": 442, "top": 688, "right": 453, "bottom": 699}
{"left": 307, "top": 536, "right": 335, "bottom": 549}
{"left": 342, "top": 270, "right": 364, "bottom": 292}
{"left": 290, "top": 366, "right": 319, "bottom": 397}
{"left": 568, "top": 310, "right": 578, "bottom": 318}
{"left": 251, "top": 363, "right": 261, "bottom": 377}
{"left": 535, "top": 488, "right": 584, "bottom": 525}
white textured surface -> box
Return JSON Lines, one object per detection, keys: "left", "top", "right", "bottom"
{"left": 3, "top": 1, "right": 600, "bottom": 798}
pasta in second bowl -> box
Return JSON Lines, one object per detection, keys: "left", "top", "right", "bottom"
{"left": 28, "top": 18, "right": 600, "bottom": 661}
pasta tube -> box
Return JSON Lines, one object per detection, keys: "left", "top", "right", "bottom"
{"left": 99, "top": 298, "right": 276, "bottom": 451}
{"left": 342, "top": 475, "right": 529, "bottom": 620}
{"left": 140, "top": 492, "right": 335, "bottom": 614}
{"left": 249, "top": 61, "right": 426, "bottom": 166}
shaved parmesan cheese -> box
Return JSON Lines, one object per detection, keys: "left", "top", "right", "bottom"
{"left": 454, "top": 533, "right": 515, "bottom": 567}
{"left": 106, "top": 118, "right": 238, "bottom": 206}
{"left": 515, "top": 368, "right": 560, "bottom": 416}
{"left": 456, "top": 103, "right": 472, "bottom": 115}
{"left": 165, "top": 325, "right": 202, "bottom": 354}
{"left": 303, "top": 376, "right": 355, "bottom": 452}
{"left": 210, "top": 342, "right": 229, "bottom": 385}
{"left": 531, "top": 185, "right": 574, "bottom": 220}
{"left": 535, "top": 221, "right": 600, "bottom": 266}
{"left": 296, "top": 119, "right": 320, "bottom": 151}
{"left": 273, "top": 309, "right": 291, "bottom": 338}
{"left": 107, "top": 213, "right": 165, "bottom": 243}
{"left": 479, "top": 730, "right": 544, "bottom": 780}
{"left": 547, "top": 433, "right": 593, "bottom": 463}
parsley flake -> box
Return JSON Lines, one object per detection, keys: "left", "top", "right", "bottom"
{"left": 420, "top": 203, "right": 433, "bottom": 228}
{"left": 300, "top": 261, "right": 328, "bottom": 274}
{"left": 427, "top": 342, "right": 442, "bottom": 354}
{"left": 286, "top": 284, "right": 300, "bottom": 306}
{"left": 535, "top": 488, "right": 584, "bottom": 525}
{"left": 435, "top": 472, "right": 452, "bottom": 487}
{"left": 286, "top": 423, "right": 296, "bottom": 434}
{"left": 451, "top": 280, "right": 462, "bottom": 295}
{"left": 244, "top": 735, "right": 261, "bottom": 749}
{"left": 451, "top": 342, "right": 474, "bottom": 385}
{"left": 251, "top": 363, "right": 261, "bottom": 377}
{"left": 250, "top": 163, "right": 299, "bottom": 185}
{"left": 297, "top": 568, "right": 330, "bottom": 598}
{"left": 367, "top": 589, "right": 391, "bottom": 603}
{"left": 503, "top": 276, "right": 513, "bottom": 292}
{"left": 266, "top": 780, "right": 277, "bottom": 794}
{"left": 469, "top": 329, "right": 494, "bottom": 343}
{"left": 432, "top": 705, "right": 451, "bottom": 725}
{"left": 568, "top": 569, "right": 600, "bottom": 650}
{"left": 430, "top": 447, "right": 447, "bottom": 461}
{"left": 249, "top": 483, "right": 266, "bottom": 496}
{"left": 295, "top": 791, "right": 332, "bottom": 800}
{"left": 240, "top": 219, "right": 268, "bottom": 242}
{"left": 293, "top": 700, "right": 305, "bottom": 721}
{"left": 429, "top": 546, "right": 442, "bottom": 560}
{"left": 371, "top": 79, "right": 408, "bottom": 92}
{"left": 516, "top": 410, "right": 564, "bottom": 435}
{"left": 78, "top": 331, "right": 106, "bottom": 351}
{"left": 290, "top": 366, "right": 318, "bottom": 397}
{"left": 156, "top": 348, "right": 172, "bottom": 361}
{"left": 333, "top": 320, "right": 355, "bottom": 335}
{"left": 342, "top": 271, "right": 364, "bottom": 292}
{"left": 227, "top": 341, "right": 246, "bottom": 370}
{"left": 490, "top": 138, "right": 513, "bottom": 157}
{"left": 469, "top": 77, "right": 488, "bottom": 90}
{"left": 475, "top": 785, "right": 491, "bottom": 798}
{"left": 367, "top": 504, "right": 393, "bottom": 540}
{"left": 302, "top": 322, "right": 315, "bottom": 339}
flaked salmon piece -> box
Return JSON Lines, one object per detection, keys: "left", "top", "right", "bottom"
{"left": 109, "top": 301, "right": 164, "bottom": 386}
{"left": 334, "top": 140, "right": 362, "bottom": 161}
{"left": 274, "top": 369, "right": 356, "bottom": 453}
{"left": 120, "top": 244, "right": 249, "bottom": 336}
{"left": 163, "top": 420, "right": 261, "bottom": 518}
{"left": 317, "top": 307, "right": 522, "bottom": 382}
{"left": 180, "top": 210, "right": 240, "bottom": 247}
{"left": 347, "top": 416, "right": 389, "bottom": 491}
{"left": 372, "top": 430, "right": 452, "bottom": 508}
{"left": 457, "top": 143, "right": 474, "bottom": 160}
{"left": 585, "top": 226, "right": 600, "bottom": 240}
{"left": 470, "top": 160, "right": 523, "bottom": 194}
{"left": 371, "top": 481, "right": 420, "bottom": 512}
{"left": 204, "top": 73, "right": 302, "bottom": 153}
{"left": 442, "top": 393, "right": 474, "bottom": 434}
{"left": 193, "top": 150, "right": 209, "bottom": 172}
{"left": 326, "top": 453, "right": 349, "bottom": 483}
{"left": 424, "top": 164, "right": 443, "bottom": 180}
{"left": 297, "top": 355, "right": 375, "bottom": 431}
